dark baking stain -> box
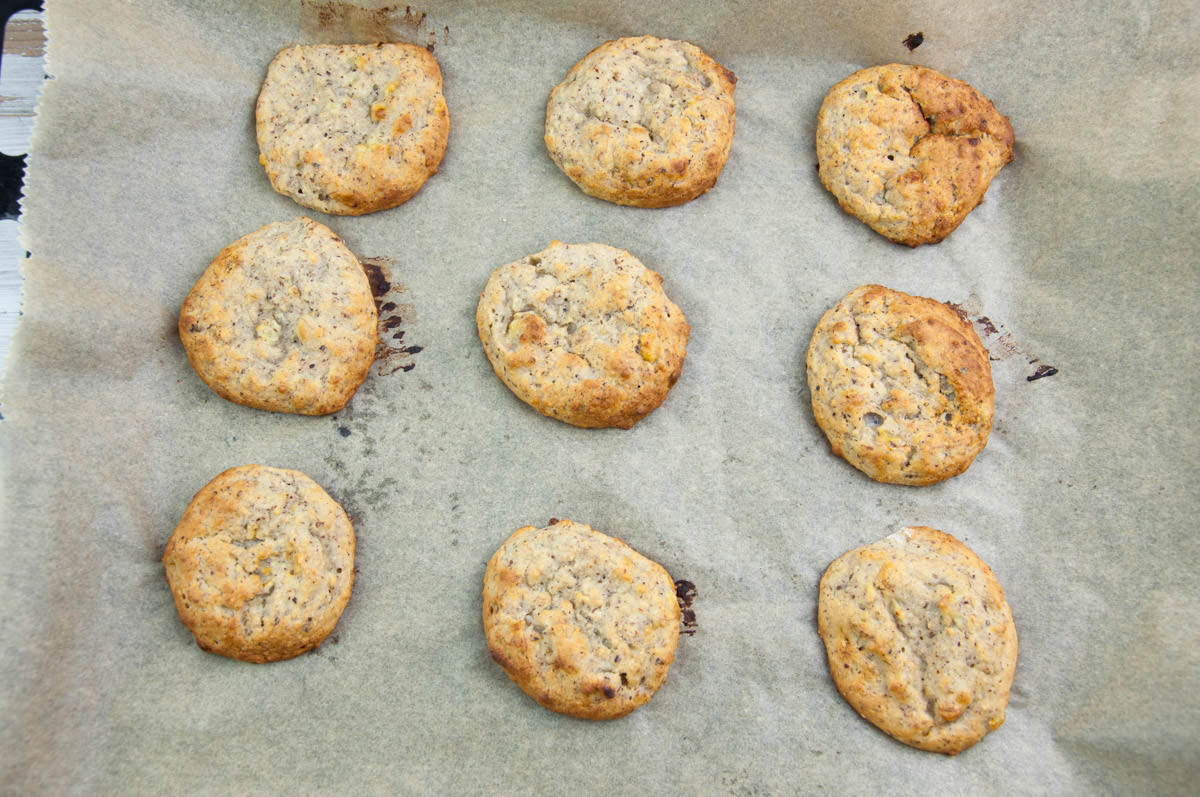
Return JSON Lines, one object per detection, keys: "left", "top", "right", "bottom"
{"left": 423, "top": 21, "right": 451, "bottom": 53}
{"left": 944, "top": 300, "right": 971, "bottom": 322}
{"left": 300, "top": 1, "right": 402, "bottom": 42}
{"left": 402, "top": 5, "right": 427, "bottom": 29}
{"left": 360, "top": 256, "right": 421, "bottom": 376}
{"left": 976, "top": 315, "right": 999, "bottom": 336}
{"left": 947, "top": 294, "right": 1060, "bottom": 382}
{"left": 300, "top": 2, "right": 440, "bottom": 45}
{"left": 362, "top": 257, "right": 392, "bottom": 298}
{"left": 903, "top": 32, "right": 924, "bottom": 51}
{"left": 675, "top": 579, "right": 698, "bottom": 635}
{"left": 338, "top": 426, "right": 352, "bottom": 437}
{"left": 1026, "top": 363, "right": 1059, "bottom": 381}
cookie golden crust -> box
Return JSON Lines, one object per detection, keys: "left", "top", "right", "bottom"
{"left": 482, "top": 520, "right": 681, "bottom": 720}
{"left": 256, "top": 42, "right": 449, "bottom": 216}
{"left": 476, "top": 241, "right": 689, "bottom": 429}
{"left": 818, "top": 527, "right": 1018, "bottom": 755}
{"left": 162, "top": 465, "right": 356, "bottom": 663}
{"left": 815, "top": 63, "right": 1014, "bottom": 246}
{"left": 544, "top": 35, "right": 736, "bottom": 208}
{"left": 179, "top": 217, "right": 378, "bottom": 416}
{"left": 806, "top": 284, "right": 993, "bottom": 485}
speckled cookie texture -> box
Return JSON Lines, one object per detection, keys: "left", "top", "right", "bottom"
{"left": 815, "top": 63, "right": 1014, "bottom": 246}
{"left": 482, "top": 519, "right": 681, "bottom": 720}
{"left": 818, "top": 526, "right": 1018, "bottom": 754}
{"left": 476, "top": 241, "right": 689, "bottom": 429}
{"left": 162, "top": 464, "right": 356, "bottom": 663}
{"left": 544, "top": 35, "right": 736, "bottom": 207}
{"left": 256, "top": 42, "right": 449, "bottom": 215}
{"left": 179, "top": 217, "right": 378, "bottom": 416}
{"left": 806, "top": 284, "right": 993, "bottom": 485}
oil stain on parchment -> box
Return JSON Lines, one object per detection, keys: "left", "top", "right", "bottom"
{"left": 675, "top": 580, "right": 698, "bottom": 636}
{"left": 300, "top": 2, "right": 449, "bottom": 50}
{"left": 360, "top": 256, "right": 422, "bottom": 376}
{"left": 947, "top": 294, "right": 1059, "bottom": 382}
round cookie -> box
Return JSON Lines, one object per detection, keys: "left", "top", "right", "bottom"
{"left": 482, "top": 519, "right": 681, "bottom": 720}
{"left": 162, "top": 464, "right": 356, "bottom": 663}
{"left": 805, "top": 284, "right": 993, "bottom": 485}
{"left": 476, "top": 241, "right": 689, "bottom": 429}
{"left": 817, "top": 526, "right": 1018, "bottom": 755}
{"left": 544, "top": 35, "right": 736, "bottom": 208}
{"left": 815, "top": 63, "right": 1014, "bottom": 246}
{"left": 256, "top": 42, "right": 450, "bottom": 216}
{"left": 179, "top": 217, "right": 378, "bottom": 416}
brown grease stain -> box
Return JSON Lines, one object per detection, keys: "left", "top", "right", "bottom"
{"left": 946, "top": 295, "right": 1058, "bottom": 382}
{"left": 675, "top": 579, "right": 698, "bottom": 636}
{"left": 360, "top": 256, "right": 422, "bottom": 376}
{"left": 1027, "top": 364, "right": 1059, "bottom": 382}
{"left": 299, "top": 2, "right": 448, "bottom": 47}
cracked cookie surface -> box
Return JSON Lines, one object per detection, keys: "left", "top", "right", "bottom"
{"left": 256, "top": 42, "right": 449, "bottom": 216}
{"left": 179, "top": 217, "right": 378, "bottom": 416}
{"left": 816, "top": 63, "right": 1013, "bottom": 245}
{"left": 818, "top": 526, "right": 1017, "bottom": 754}
{"left": 476, "top": 241, "right": 689, "bottom": 429}
{"left": 544, "top": 35, "right": 736, "bottom": 207}
{"left": 482, "top": 519, "right": 681, "bottom": 720}
{"left": 162, "top": 464, "right": 356, "bottom": 663}
{"left": 806, "top": 284, "right": 993, "bottom": 485}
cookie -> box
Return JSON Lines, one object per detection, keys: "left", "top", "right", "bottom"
{"left": 805, "top": 284, "right": 993, "bottom": 485}
{"left": 256, "top": 42, "right": 450, "bottom": 216}
{"left": 815, "top": 63, "right": 1014, "bottom": 246}
{"left": 162, "top": 464, "right": 356, "bottom": 663}
{"left": 482, "top": 519, "right": 681, "bottom": 720}
{"left": 817, "top": 526, "right": 1018, "bottom": 754}
{"left": 179, "top": 217, "right": 378, "bottom": 416}
{"left": 544, "top": 35, "right": 736, "bottom": 208}
{"left": 476, "top": 241, "right": 689, "bottom": 429}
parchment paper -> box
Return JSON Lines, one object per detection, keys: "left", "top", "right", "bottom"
{"left": 2, "top": 0, "right": 1197, "bottom": 793}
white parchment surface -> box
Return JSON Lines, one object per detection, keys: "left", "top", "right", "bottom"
{"left": 1, "top": 0, "right": 1197, "bottom": 793}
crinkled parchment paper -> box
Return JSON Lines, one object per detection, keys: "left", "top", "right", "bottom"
{"left": 1, "top": 0, "right": 1197, "bottom": 792}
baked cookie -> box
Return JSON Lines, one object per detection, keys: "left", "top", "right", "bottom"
{"left": 817, "top": 526, "right": 1018, "bottom": 754}
{"left": 815, "top": 63, "right": 1014, "bottom": 246}
{"left": 162, "top": 464, "right": 356, "bottom": 663}
{"left": 179, "top": 217, "right": 378, "bottom": 416}
{"left": 256, "top": 42, "right": 450, "bottom": 215}
{"left": 482, "top": 519, "right": 681, "bottom": 720}
{"left": 544, "top": 35, "right": 736, "bottom": 207}
{"left": 476, "top": 241, "right": 689, "bottom": 429}
{"left": 806, "top": 284, "right": 993, "bottom": 485}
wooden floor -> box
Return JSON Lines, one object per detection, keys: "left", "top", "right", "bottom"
{"left": 0, "top": 8, "right": 44, "bottom": 379}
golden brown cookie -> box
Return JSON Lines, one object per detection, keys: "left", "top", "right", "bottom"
{"left": 476, "top": 241, "right": 689, "bottom": 429}
{"left": 815, "top": 63, "right": 1014, "bottom": 245}
{"left": 256, "top": 42, "right": 450, "bottom": 216}
{"left": 817, "top": 526, "right": 1018, "bottom": 754}
{"left": 482, "top": 519, "right": 681, "bottom": 720}
{"left": 179, "top": 217, "right": 378, "bottom": 416}
{"left": 806, "top": 284, "right": 993, "bottom": 485}
{"left": 544, "top": 35, "right": 736, "bottom": 207}
{"left": 162, "top": 464, "right": 356, "bottom": 663}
